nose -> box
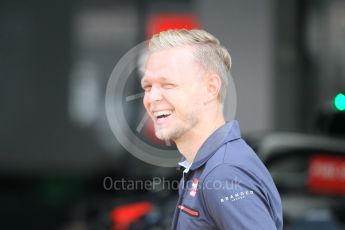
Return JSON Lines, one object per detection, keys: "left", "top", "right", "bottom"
{"left": 147, "top": 85, "right": 163, "bottom": 102}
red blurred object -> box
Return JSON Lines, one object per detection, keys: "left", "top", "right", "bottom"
{"left": 144, "top": 118, "right": 166, "bottom": 145}
{"left": 146, "top": 13, "right": 200, "bottom": 38}
{"left": 308, "top": 154, "right": 345, "bottom": 195}
{"left": 110, "top": 201, "right": 153, "bottom": 230}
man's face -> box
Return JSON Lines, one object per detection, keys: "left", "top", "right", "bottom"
{"left": 141, "top": 46, "right": 206, "bottom": 141}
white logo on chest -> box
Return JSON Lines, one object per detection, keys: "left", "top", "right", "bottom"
{"left": 220, "top": 190, "right": 254, "bottom": 203}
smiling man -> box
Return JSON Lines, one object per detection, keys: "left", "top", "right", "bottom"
{"left": 141, "top": 29, "right": 283, "bottom": 230}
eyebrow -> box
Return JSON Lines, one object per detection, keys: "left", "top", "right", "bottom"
{"left": 141, "top": 76, "right": 172, "bottom": 86}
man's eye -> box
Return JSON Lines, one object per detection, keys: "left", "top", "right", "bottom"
{"left": 143, "top": 86, "right": 152, "bottom": 91}
{"left": 163, "top": 84, "right": 175, "bottom": 89}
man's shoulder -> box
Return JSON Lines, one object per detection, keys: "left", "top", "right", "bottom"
{"left": 198, "top": 137, "right": 275, "bottom": 191}
{"left": 195, "top": 139, "right": 283, "bottom": 230}
{"left": 200, "top": 138, "right": 259, "bottom": 175}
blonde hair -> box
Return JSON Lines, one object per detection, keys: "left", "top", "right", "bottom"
{"left": 148, "top": 29, "right": 232, "bottom": 103}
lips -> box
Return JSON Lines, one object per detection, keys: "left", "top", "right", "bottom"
{"left": 153, "top": 110, "right": 173, "bottom": 119}
{"left": 152, "top": 110, "right": 173, "bottom": 124}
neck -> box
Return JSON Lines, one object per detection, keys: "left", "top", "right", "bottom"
{"left": 174, "top": 112, "right": 225, "bottom": 163}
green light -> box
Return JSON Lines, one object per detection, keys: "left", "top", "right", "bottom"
{"left": 334, "top": 93, "right": 345, "bottom": 111}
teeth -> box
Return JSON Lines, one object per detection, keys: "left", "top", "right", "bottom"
{"left": 153, "top": 110, "right": 172, "bottom": 118}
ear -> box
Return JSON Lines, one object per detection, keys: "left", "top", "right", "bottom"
{"left": 204, "top": 73, "right": 222, "bottom": 104}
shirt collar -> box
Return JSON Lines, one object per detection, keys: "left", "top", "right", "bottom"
{"left": 178, "top": 160, "right": 192, "bottom": 173}
{"left": 178, "top": 120, "right": 241, "bottom": 171}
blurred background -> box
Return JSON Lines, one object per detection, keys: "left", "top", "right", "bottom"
{"left": 1, "top": 0, "right": 345, "bottom": 229}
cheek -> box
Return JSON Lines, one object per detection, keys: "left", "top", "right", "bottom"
{"left": 192, "top": 84, "right": 206, "bottom": 103}
{"left": 180, "top": 89, "right": 205, "bottom": 114}
{"left": 164, "top": 91, "right": 189, "bottom": 113}
{"left": 163, "top": 91, "right": 180, "bottom": 107}
{"left": 143, "top": 94, "right": 150, "bottom": 110}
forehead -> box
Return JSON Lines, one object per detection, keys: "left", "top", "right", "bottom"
{"left": 142, "top": 46, "right": 199, "bottom": 82}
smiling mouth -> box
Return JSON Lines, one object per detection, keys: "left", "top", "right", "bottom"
{"left": 157, "top": 114, "right": 171, "bottom": 119}
{"left": 153, "top": 110, "right": 173, "bottom": 121}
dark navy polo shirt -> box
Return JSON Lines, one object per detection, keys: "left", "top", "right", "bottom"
{"left": 171, "top": 120, "right": 283, "bottom": 230}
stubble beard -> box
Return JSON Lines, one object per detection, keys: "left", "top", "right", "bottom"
{"left": 154, "top": 113, "right": 198, "bottom": 141}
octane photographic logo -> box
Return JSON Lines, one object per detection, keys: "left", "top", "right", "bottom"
{"left": 105, "top": 40, "right": 237, "bottom": 167}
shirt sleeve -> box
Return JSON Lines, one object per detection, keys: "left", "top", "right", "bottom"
{"left": 201, "top": 164, "right": 278, "bottom": 230}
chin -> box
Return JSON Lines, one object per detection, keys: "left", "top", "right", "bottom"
{"left": 154, "top": 126, "right": 176, "bottom": 140}
{"left": 155, "top": 131, "right": 171, "bottom": 140}
{"left": 155, "top": 127, "right": 184, "bottom": 141}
